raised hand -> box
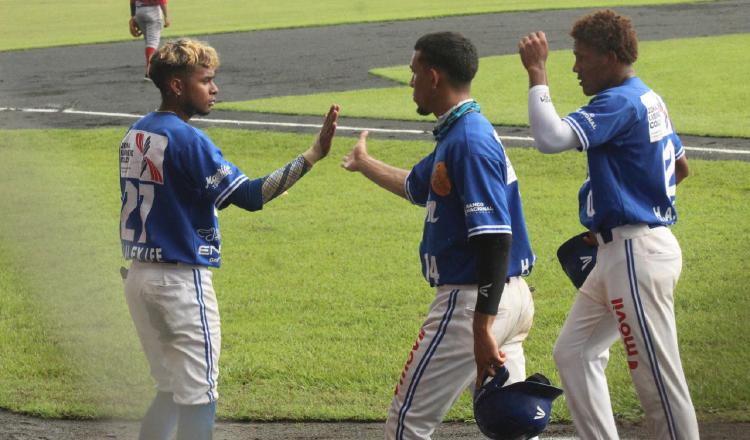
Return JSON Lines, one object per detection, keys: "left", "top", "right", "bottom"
{"left": 341, "top": 130, "right": 370, "bottom": 172}
{"left": 304, "top": 104, "right": 340, "bottom": 165}
{"left": 518, "top": 31, "right": 549, "bottom": 87}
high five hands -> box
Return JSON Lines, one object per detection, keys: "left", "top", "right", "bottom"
{"left": 303, "top": 104, "right": 341, "bottom": 165}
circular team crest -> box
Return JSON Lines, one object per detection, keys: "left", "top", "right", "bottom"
{"left": 431, "top": 161, "right": 451, "bottom": 196}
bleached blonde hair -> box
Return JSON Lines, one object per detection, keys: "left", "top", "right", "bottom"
{"left": 149, "top": 38, "right": 220, "bottom": 93}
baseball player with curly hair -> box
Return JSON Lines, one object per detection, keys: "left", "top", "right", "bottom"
{"left": 129, "top": 0, "right": 171, "bottom": 79}
{"left": 119, "top": 38, "right": 339, "bottom": 440}
{"left": 343, "top": 32, "right": 536, "bottom": 440}
{"left": 519, "top": 9, "right": 699, "bottom": 439}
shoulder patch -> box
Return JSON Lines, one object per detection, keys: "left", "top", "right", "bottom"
{"left": 120, "top": 130, "right": 168, "bottom": 185}
{"left": 640, "top": 90, "right": 674, "bottom": 142}
{"left": 431, "top": 161, "right": 451, "bottom": 197}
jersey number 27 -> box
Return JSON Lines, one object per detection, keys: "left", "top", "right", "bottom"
{"left": 121, "top": 181, "right": 155, "bottom": 243}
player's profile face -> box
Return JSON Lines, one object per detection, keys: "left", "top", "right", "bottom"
{"left": 572, "top": 40, "right": 611, "bottom": 96}
{"left": 182, "top": 66, "right": 218, "bottom": 117}
{"left": 409, "top": 51, "right": 432, "bottom": 116}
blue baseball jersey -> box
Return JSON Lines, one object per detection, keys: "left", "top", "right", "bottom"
{"left": 405, "top": 112, "right": 535, "bottom": 285}
{"left": 563, "top": 77, "right": 684, "bottom": 232}
{"left": 119, "top": 112, "right": 261, "bottom": 267}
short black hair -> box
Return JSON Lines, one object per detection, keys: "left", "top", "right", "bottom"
{"left": 414, "top": 32, "right": 478, "bottom": 87}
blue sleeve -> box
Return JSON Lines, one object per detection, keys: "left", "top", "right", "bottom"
{"left": 672, "top": 133, "right": 685, "bottom": 159}
{"left": 563, "top": 93, "right": 636, "bottom": 151}
{"left": 177, "top": 130, "right": 248, "bottom": 208}
{"left": 405, "top": 152, "right": 434, "bottom": 206}
{"left": 220, "top": 178, "right": 264, "bottom": 211}
{"left": 455, "top": 152, "right": 512, "bottom": 238}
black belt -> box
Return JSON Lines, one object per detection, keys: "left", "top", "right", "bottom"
{"left": 598, "top": 223, "right": 663, "bottom": 244}
{"left": 434, "top": 277, "right": 513, "bottom": 288}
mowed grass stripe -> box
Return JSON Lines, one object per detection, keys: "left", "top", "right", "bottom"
{"left": 0, "top": 128, "right": 747, "bottom": 421}
{"left": 220, "top": 33, "right": 750, "bottom": 139}
{"left": 2, "top": 0, "right": 705, "bottom": 51}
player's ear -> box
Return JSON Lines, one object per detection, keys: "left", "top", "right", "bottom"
{"left": 167, "top": 76, "right": 184, "bottom": 97}
{"left": 429, "top": 67, "right": 441, "bottom": 90}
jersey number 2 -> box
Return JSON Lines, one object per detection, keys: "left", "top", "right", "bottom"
{"left": 121, "top": 181, "right": 154, "bottom": 243}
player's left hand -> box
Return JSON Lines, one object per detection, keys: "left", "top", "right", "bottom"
{"left": 473, "top": 312, "right": 507, "bottom": 389}
{"left": 129, "top": 18, "right": 143, "bottom": 38}
{"left": 303, "top": 104, "right": 340, "bottom": 165}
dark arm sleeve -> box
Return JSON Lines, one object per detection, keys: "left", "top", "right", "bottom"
{"left": 470, "top": 233, "right": 512, "bottom": 315}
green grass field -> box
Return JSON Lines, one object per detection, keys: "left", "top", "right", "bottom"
{"left": 0, "top": 128, "right": 748, "bottom": 421}
{"left": 219, "top": 33, "right": 750, "bottom": 139}
{"left": 0, "top": 0, "right": 707, "bottom": 51}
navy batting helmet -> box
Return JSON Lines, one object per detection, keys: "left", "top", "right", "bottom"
{"left": 473, "top": 366, "right": 563, "bottom": 440}
{"left": 556, "top": 232, "right": 597, "bottom": 289}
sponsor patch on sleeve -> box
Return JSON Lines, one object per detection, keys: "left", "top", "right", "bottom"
{"left": 640, "top": 90, "right": 674, "bottom": 142}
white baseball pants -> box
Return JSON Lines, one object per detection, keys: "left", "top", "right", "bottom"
{"left": 385, "top": 278, "right": 534, "bottom": 440}
{"left": 134, "top": 5, "right": 163, "bottom": 49}
{"left": 124, "top": 260, "right": 220, "bottom": 406}
{"left": 553, "top": 225, "right": 699, "bottom": 439}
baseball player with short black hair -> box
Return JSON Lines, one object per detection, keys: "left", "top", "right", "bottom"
{"left": 119, "top": 37, "right": 339, "bottom": 440}
{"left": 518, "top": 9, "right": 699, "bottom": 439}
{"left": 343, "top": 31, "right": 537, "bottom": 440}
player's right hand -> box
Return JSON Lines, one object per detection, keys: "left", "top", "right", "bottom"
{"left": 473, "top": 313, "right": 507, "bottom": 389}
{"left": 341, "top": 131, "right": 370, "bottom": 172}
{"left": 518, "top": 31, "right": 549, "bottom": 71}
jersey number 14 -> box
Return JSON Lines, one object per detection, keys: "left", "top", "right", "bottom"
{"left": 424, "top": 253, "right": 440, "bottom": 285}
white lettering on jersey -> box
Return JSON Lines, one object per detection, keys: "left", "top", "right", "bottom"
{"left": 663, "top": 138, "right": 677, "bottom": 200}
{"left": 423, "top": 253, "right": 440, "bottom": 284}
{"left": 425, "top": 201, "right": 439, "bottom": 223}
{"left": 123, "top": 244, "right": 163, "bottom": 262}
{"left": 640, "top": 90, "right": 674, "bottom": 143}
{"left": 521, "top": 258, "right": 531, "bottom": 276}
{"left": 205, "top": 165, "right": 232, "bottom": 189}
{"left": 586, "top": 189, "right": 595, "bottom": 218}
{"left": 464, "top": 202, "right": 494, "bottom": 215}
{"left": 197, "top": 228, "right": 221, "bottom": 242}
{"left": 653, "top": 206, "right": 674, "bottom": 222}
{"left": 198, "top": 245, "right": 221, "bottom": 264}
{"left": 120, "top": 130, "right": 167, "bottom": 184}
{"left": 577, "top": 109, "right": 597, "bottom": 130}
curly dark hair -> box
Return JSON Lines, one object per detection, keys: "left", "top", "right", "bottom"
{"left": 414, "top": 32, "right": 478, "bottom": 87}
{"left": 570, "top": 9, "right": 638, "bottom": 64}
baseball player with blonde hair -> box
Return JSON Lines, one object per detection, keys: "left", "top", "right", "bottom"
{"left": 519, "top": 9, "right": 699, "bottom": 439}
{"left": 119, "top": 38, "right": 339, "bottom": 440}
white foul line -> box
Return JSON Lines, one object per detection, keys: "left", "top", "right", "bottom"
{"left": 1, "top": 106, "right": 748, "bottom": 155}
